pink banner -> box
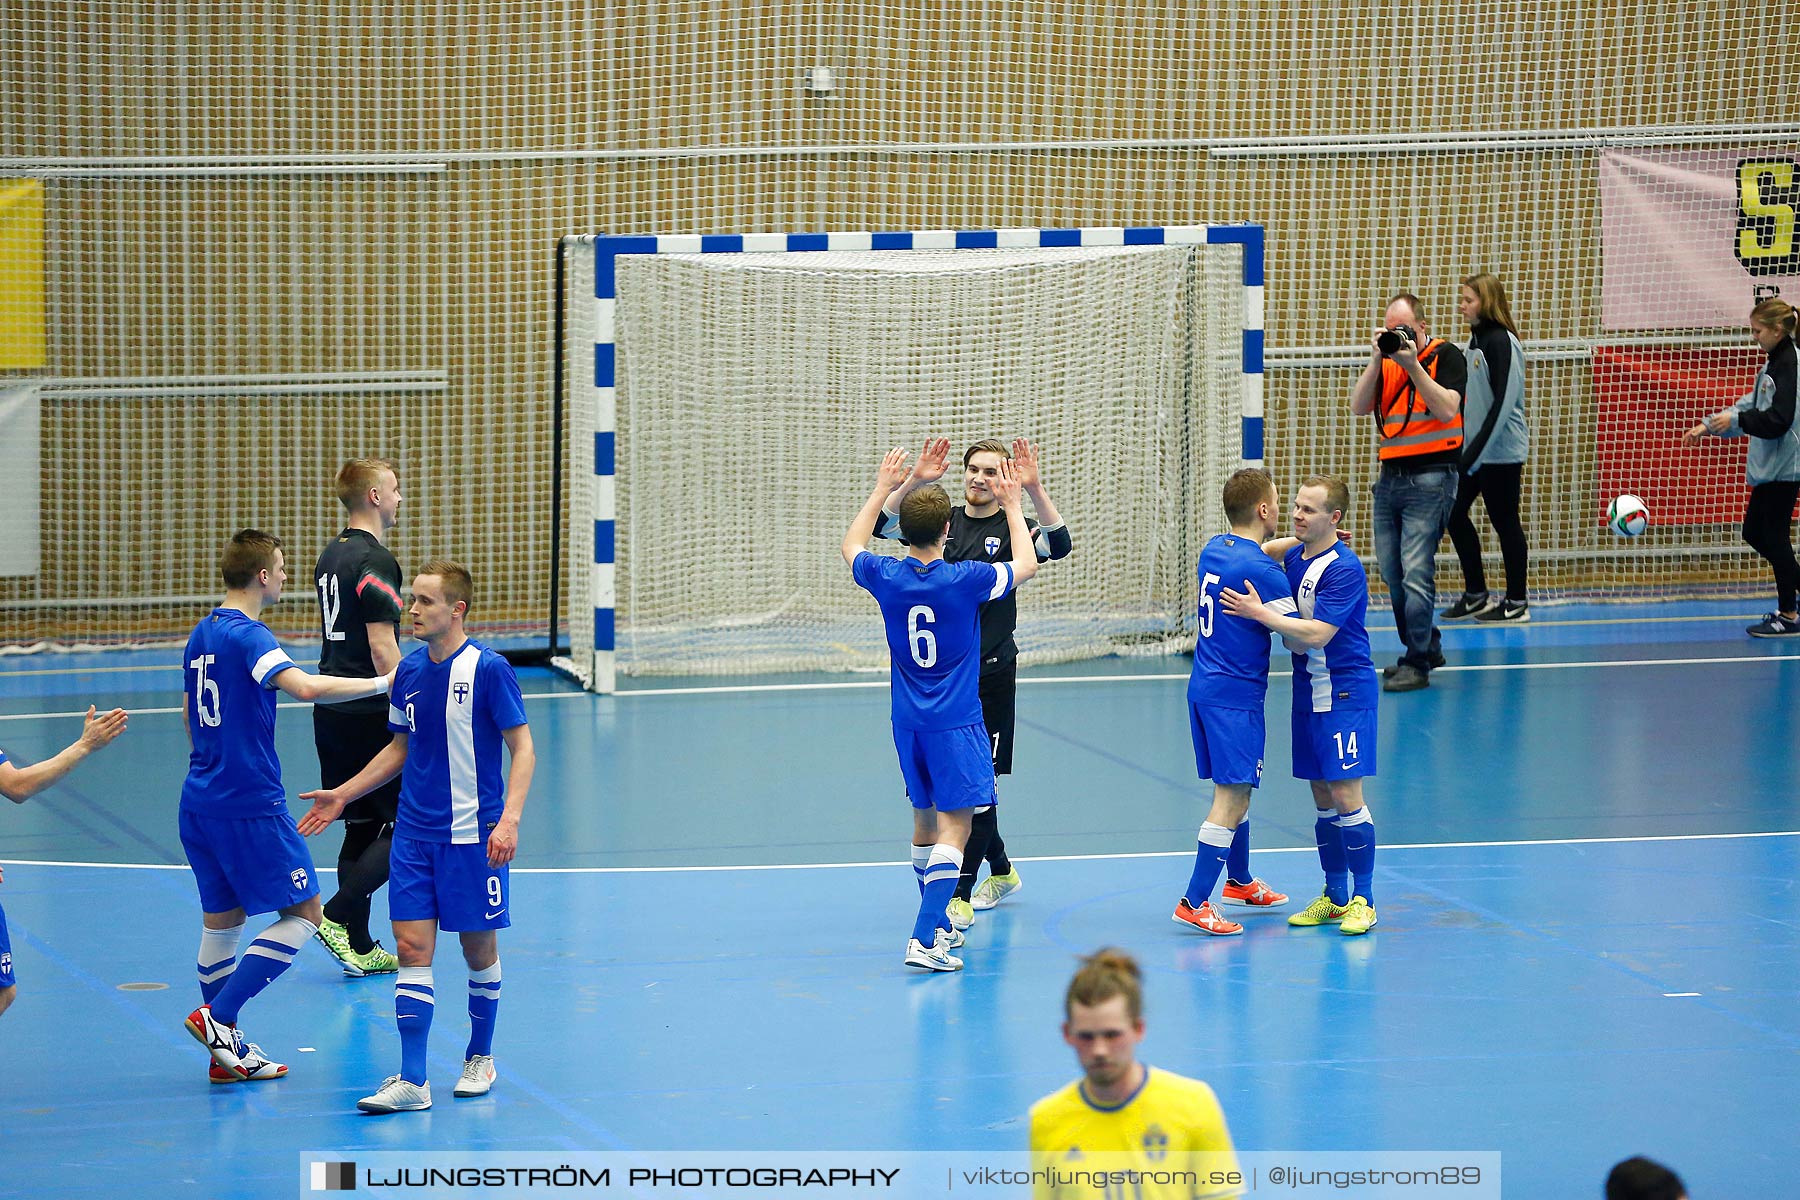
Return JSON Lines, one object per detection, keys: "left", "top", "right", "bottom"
{"left": 1600, "top": 146, "right": 1800, "bottom": 331}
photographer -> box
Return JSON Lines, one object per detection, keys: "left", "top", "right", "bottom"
{"left": 1349, "top": 292, "right": 1468, "bottom": 692}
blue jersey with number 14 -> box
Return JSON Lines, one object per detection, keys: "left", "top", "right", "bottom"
{"left": 852, "top": 551, "right": 1015, "bottom": 731}
{"left": 1187, "top": 534, "right": 1296, "bottom": 711}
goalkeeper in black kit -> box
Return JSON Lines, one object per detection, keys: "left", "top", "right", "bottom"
{"left": 876, "top": 437, "right": 1073, "bottom": 930}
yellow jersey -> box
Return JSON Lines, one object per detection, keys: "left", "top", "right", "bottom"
{"left": 1029, "top": 1067, "right": 1241, "bottom": 1200}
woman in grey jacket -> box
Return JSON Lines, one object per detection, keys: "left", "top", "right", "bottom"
{"left": 1683, "top": 297, "right": 1800, "bottom": 637}
{"left": 1443, "top": 274, "right": 1530, "bottom": 622}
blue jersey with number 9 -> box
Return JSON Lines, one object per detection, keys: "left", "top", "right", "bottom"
{"left": 852, "top": 551, "right": 1014, "bottom": 731}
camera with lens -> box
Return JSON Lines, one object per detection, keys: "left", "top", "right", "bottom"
{"left": 1376, "top": 324, "right": 1418, "bottom": 356}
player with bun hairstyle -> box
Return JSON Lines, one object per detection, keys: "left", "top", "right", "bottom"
{"left": 1030, "top": 948, "right": 1240, "bottom": 1198}
{"left": 1683, "top": 297, "right": 1800, "bottom": 637}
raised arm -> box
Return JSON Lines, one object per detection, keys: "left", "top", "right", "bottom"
{"left": 876, "top": 438, "right": 951, "bottom": 537}
{"left": 990, "top": 460, "right": 1040, "bottom": 587}
{"left": 0, "top": 706, "right": 128, "bottom": 803}
{"left": 1012, "top": 439, "right": 1072, "bottom": 560}
{"left": 843, "top": 446, "right": 913, "bottom": 566}
{"left": 1350, "top": 333, "right": 1385, "bottom": 416}
{"left": 1393, "top": 342, "right": 1462, "bottom": 422}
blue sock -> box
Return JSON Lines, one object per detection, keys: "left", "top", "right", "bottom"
{"left": 466, "top": 961, "right": 501, "bottom": 1059}
{"left": 911, "top": 844, "right": 963, "bottom": 945}
{"left": 911, "top": 843, "right": 932, "bottom": 895}
{"left": 396, "top": 967, "right": 435, "bottom": 1086}
{"left": 1183, "top": 822, "right": 1235, "bottom": 907}
{"left": 1226, "top": 819, "right": 1252, "bottom": 885}
{"left": 209, "top": 915, "right": 313, "bottom": 1025}
{"left": 1339, "top": 806, "right": 1376, "bottom": 904}
{"left": 196, "top": 921, "right": 243, "bottom": 1006}
{"left": 1315, "top": 812, "right": 1350, "bottom": 905}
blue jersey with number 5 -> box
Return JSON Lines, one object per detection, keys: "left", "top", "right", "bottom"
{"left": 180, "top": 607, "right": 298, "bottom": 817}
{"left": 1187, "top": 534, "right": 1296, "bottom": 711}
{"left": 852, "top": 551, "right": 1014, "bottom": 730}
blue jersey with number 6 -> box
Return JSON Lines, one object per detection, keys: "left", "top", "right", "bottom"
{"left": 1187, "top": 534, "right": 1296, "bottom": 711}
{"left": 852, "top": 551, "right": 1015, "bottom": 730}
{"left": 180, "top": 607, "right": 298, "bottom": 817}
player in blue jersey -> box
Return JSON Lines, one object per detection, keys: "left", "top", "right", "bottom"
{"left": 1175, "top": 469, "right": 1296, "bottom": 937}
{"left": 180, "top": 530, "right": 396, "bottom": 1084}
{"left": 299, "top": 559, "right": 535, "bottom": 1112}
{"left": 0, "top": 706, "right": 129, "bottom": 1019}
{"left": 1223, "top": 475, "right": 1381, "bottom": 935}
{"left": 843, "top": 444, "right": 1040, "bottom": 971}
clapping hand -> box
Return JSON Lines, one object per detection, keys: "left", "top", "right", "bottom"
{"left": 991, "top": 459, "right": 1025, "bottom": 509}
{"left": 876, "top": 446, "right": 912, "bottom": 491}
{"left": 1011, "top": 439, "right": 1041, "bottom": 489}
{"left": 910, "top": 437, "right": 951, "bottom": 485}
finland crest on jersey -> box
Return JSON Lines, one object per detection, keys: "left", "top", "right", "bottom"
{"left": 984, "top": 535, "right": 1002, "bottom": 556}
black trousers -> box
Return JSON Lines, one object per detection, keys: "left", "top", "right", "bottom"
{"left": 1743, "top": 480, "right": 1800, "bottom": 615}
{"left": 1445, "top": 462, "right": 1528, "bottom": 601}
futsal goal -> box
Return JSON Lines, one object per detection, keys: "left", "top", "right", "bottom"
{"left": 554, "top": 225, "right": 1265, "bottom": 693}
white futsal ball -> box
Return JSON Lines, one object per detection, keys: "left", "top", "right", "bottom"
{"left": 1606, "top": 494, "right": 1649, "bottom": 537}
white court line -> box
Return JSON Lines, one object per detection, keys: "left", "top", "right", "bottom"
{"left": 1, "top": 650, "right": 1798, "bottom": 718}
{"left": 0, "top": 610, "right": 1762, "bottom": 679}
{"left": 612, "top": 651, "right": 1800, "bottom": 696}
{"left": 5, "top": 828, "right": 1796, "bottom": 874}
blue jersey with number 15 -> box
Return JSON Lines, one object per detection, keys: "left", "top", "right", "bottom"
{"left": 180, "top": 607, "right": 298, "bottom": 817}
{"left": 852, "top": 551, "right": 1015, "bottom": 731}
{"left": 1187, "top": 534, "right": 1296, "bottom": 711}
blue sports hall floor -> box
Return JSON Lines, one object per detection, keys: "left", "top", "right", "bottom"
{"left": 1, "top": 599, "right": 1797, "bottom": 1199}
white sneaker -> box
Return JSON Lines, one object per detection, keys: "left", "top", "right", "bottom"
{"left": 184, "top": 1005, "right": 244, "bottom": 1075}
{"left": 905, "top": 936, "right": 963, "bottom": 972}
{"left": 358, "top": 1074, "right": 433, "bottom": 1113}
{"left": 233, "top": 1041, "right": 289, "bottom": 1082}
{"left": 937, "top": 925, "right": 965, "bottom": 950}
{"left": 454, "top": 1054, "right": 497, "bottom": 1097}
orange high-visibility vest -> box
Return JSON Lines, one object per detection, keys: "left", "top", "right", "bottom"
{"left": 1376, "top": 339, "right": 1463, "bottom": 460}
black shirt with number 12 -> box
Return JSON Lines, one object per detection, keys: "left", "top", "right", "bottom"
{"left": 313, "top": 528, "right": 404, "bottom": 715}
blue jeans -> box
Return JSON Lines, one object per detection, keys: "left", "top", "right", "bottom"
{"left": 1371, "top": 465, "right": 1459, "bottom": 668}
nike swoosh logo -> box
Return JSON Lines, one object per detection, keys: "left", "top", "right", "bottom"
{"left": 404, "top": 691, "right": 420, "bottom": 700}
{"left": 484, "top": 908, "right": 506, "bottom": 920}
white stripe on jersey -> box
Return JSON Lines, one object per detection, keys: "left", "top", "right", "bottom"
{"left": 1267, "top": 597, "right": 1299, "bottom": 615}
{"left": 445, "top": 643, "right": 483, "bottom": 844}
{"left": 250, "top": 647, "right": 294, "bottom": 686}
{"left": 389, "top": 703, "right": 407, "bottom": 728}
{"left": 1296, "top": 548, "right": 1341, "bottom": 712}
{"left": 986, "top": 562, "right": 1013, "bottom": 601}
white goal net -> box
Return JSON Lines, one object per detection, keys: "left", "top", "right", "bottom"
{"left": 559, "top": 232, "right": 1254, "bottom": 690}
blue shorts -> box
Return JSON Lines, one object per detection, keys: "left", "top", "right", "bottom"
{"left": 1188, "top": 702, "right": 1265, "bottom": 787}
{"left": 0, "top": 900, "right": 14, "bottom": 990}
{"left": 1291, "top": 706, "right": 1378, "bottom": 781}
{"left": 389, "top": 833, "right": 511, "bottom": 932}
{"left": 893, "top": 723, "right": 997, "bottom": 812}
{"left": 179, "top": 807, "right": 321, "bottom": 917}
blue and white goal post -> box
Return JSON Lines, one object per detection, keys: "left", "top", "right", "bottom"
{"left": 556, "top": 223, "right": 1265, "bottom": 694}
